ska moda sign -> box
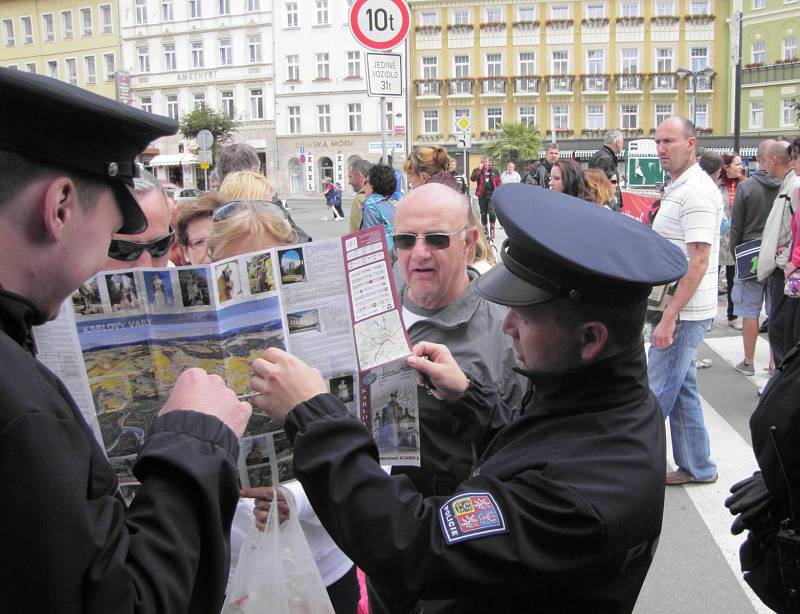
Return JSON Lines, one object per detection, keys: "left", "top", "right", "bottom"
{"left": 349, "top": 0, "right": 410, "bottom": 51}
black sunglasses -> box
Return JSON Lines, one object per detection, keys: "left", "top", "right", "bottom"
{"left": 108, "top": 226, "right": 175, "bottom": 261}
{"left": 212, "top": 199, "right": 287, "bottom": 222}
{"left": 392, "top": 228, "right": 466, "bottom": 251}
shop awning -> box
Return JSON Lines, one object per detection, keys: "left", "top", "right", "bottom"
{"left": 148, "top": 154, "right": 199, "bottom": 167}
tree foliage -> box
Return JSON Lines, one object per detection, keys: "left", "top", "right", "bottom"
{"left": 484, "top": 122, "right": 542, "bottom": 166}
{"left": 179, "top": 105, "right": 238, "bottom": 144}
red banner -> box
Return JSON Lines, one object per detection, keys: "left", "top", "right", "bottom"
{"left": 620, "top": 190, "right": 658, "bottom": 224}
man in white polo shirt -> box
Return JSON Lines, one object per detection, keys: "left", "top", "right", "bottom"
{"left": 649, "top": 116, "right": 722, "bottom": 485}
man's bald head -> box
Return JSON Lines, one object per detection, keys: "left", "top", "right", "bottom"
{"left": 767, "top": 141, "right": 792, "bottom": 164}
{"left": 756, "top": 139, "right": 775, "bottom": 163}
{"left": 397, "top": 183, "right": 470, "bottom": 227}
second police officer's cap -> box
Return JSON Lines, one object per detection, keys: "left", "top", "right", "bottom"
{"left": 476, "top": 184, "right": 687, "bottom": 307}
{"left": 0, "top": 67, "right": 178, "bottom": 234}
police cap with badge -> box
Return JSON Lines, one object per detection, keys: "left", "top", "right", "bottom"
{"left": 476, "top": 184, "right": 687, "bottom": 307}
{"left": 0, "top": 67, "right": 177, "bottom": 234}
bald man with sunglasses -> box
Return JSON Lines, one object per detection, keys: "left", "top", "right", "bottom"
{"left": 105, "top": 174, "right": 175, "bottom": 269}
{"left": 368, "top": 183, "right": 524, "bottom": 613}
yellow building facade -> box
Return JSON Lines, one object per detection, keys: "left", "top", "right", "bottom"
{"left": 408, "top": 0, "right": 729, "bottom": 157}
{"left": 0, "top": 0, "right": 121, "bottom": 99}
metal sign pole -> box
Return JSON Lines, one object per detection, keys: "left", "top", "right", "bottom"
{"left": 380, "top": 96, "right": 387, "bottom": 164}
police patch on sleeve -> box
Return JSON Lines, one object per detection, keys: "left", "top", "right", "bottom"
{"left": 439, "top": 492, "right": 507, "bottom": 545}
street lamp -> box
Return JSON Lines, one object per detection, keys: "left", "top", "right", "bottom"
{"left": 675, "top": 66, "right": 716, "bottom": 127}
{"left": 382, "top": 111, "right": 403, "bottom": 164}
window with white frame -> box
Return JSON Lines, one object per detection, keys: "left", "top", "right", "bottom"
{"left": 103, "top": 53, "right": 115, "bottom": 79}
{"left": 348, "top": 103, "right": 362, "bottom": 131}
{"left": 164, "top": 43, "right": 176, "bottom": 70}
{"left": 552, "top": 50, "right": 569, "bottom": 74}
{"left": 587, "top": 105, "right": 605, "bottom": 129}
{"left": 65, "top": 58, "right": 78, "bottom": 84}
{"left": 386, "top": 101, "right": 396, "bottom": 131}
{"left": 485, "top": 7, "right": 502, "bottom": 22}
{"left": 2, "top": 19, "right": 14, "bottom": 46}
{"left": 655, "top": 47, "right": 673, "bottom": 72}
{"left": 586, "top": 3, "right": 605, "bottom": 17}
{"left": 347, "top": 51, "right": 361, "bottom": 77}
{"left": 518, "top": 5, "right": 536, "bottom": 20}
{"left": 318, "top": 104, "right": 331, "bottom": 132}
{"left": 250, "top": 89, "right": 264, "bottom": 119}
{"left": 552, "top": 104, "right": 569, "bottom": 130}
{"left": 784, "top": 36, "right": 798, "bottom": 59}
{"left": 79, "top": 9, "right": 91, "bottom": 37}
{"left": 138, "top": 46, "right": 150, "bottom": 72}
{"left": 42, "top": 14, "right": 55, "bottom": 42}
{"left": 218, "top": 0, "right": 230, "bottom": 15}
{"left": 249, "top": 35, "right": 262, "bottom": 63}
{"left": 452, "top": 9, "right": 470, "bottom": 24}
{"left": 655, "top": 102, "right": 673, "bottom": 125}
{"left": 191, "top": 41, "right": 204, "bottom": 67}
{"left": 752, "top": 0, "right": 765, "bottom": 9}
{"left": 221, "top": 90, "right": 234, "bottom": 118}
{"left": 219, "top": 38, "right": 232, "bottom": 65}
{"left": 47, "top": 59, "right": 58, "bottom": 78}
{"left": 487, "top": 107, "right": 503, "bottom": 130}
{"left": 690, "top": 47, "right": 708, "bottom": 71}
{"left": 287, "top": 54, "right": 299, "bottom": 80}
{"left": 454, "top": 108, "right": 470, "bottom": 120}
{"left": 486, "top": 53, "right": 502, "bottom": 76}
{"left": 420, "top": 11, "right": 438, "bottom": 26}
{"left": 550, "top": 4, "right": 569, "bottom": 19}
{"left": 752, "top": 41, "right": 765, "bottom": 64}
{"left": 689, "top": 0, "right": 710, "bottom": 12}
{"left": 26, "top": 62, "right": 35, "bottom": 73}
{"left": 691, "top": 101, "right": 708, "bottom": 127}
{"left": 620, "top": 0, "right": 640, "bottom": 17}
{"left": 587, "top": 49, "right": 604, "bottom": 73}
{"left": 166, "top": 94, "right": 178, "bottom": 119}
{"left": 135, "top": 0, "right": 147, "bottom": 25}
{"left": 654, "top": 0, "right": 675, "bottom": 16}
{"left": 286, "top": 2, "right": 298, "bottom": 26}
{"left": 316, "top": 52, "right": 330, "bottom": 79}
{"left": 190, "top": 0, "right": 202, "bottom": 18}
{"left": 21, "top": 16, "right": 33, "bottom": 44}
{"left": 421, "top": 56, "right": 438, "bottom": 79}
{"left": 140, "top": 96, "right": 152, "bottom": 113}
{"left": 519, "top": 52, "right": 536, "bottom": 75}
{"left": 100, "top": 5, "right": 112, "bottom": 32}
{"left": 519, "top": 106, "right": 536, "bottom": 128}
{"left": 316, "top": 0, "right": 329, "bottom": 25}
{"left": 288, "top": 106, "right": 301, "bottom": 133}
{"left": 84, "top": 56, "right": 96, "bottom": 84}
{"left": 162, "top": 0, "right": 174, "bottom": 22}
{"left": 248, "top": 0, "right": 260, "bottom": 10}
{"left": 621, "top": 48, "right": 639, "bottom": 73}
{"left": 422, "top": 109, "right": 439, "bottom": 133}
{"left": 621, "top": 104, "right": 639, "bottom": 129}
{"left": 61, "top": 10, "right": 74, "bottom": 38}
{"left": 750, "top": 100, "right": 764, "bottom": 129}
{"left": 193, "top": 92, "right": 205, "bottom": 109}
{"left": 783, "top": 99, "right": 795, "bottom": 125}
{"left": 454, "top": 55, "right": 469, "bottom": 77}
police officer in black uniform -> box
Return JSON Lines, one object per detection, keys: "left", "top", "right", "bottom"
{"left": 249, "top": 184, "right": 687, "bottom": 613}
{"left": 0, "top": 68, "right": 251, "bottom": 612}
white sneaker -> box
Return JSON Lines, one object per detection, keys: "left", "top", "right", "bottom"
{"left": 320, "top": 217, "right": 328, "bottom": 222}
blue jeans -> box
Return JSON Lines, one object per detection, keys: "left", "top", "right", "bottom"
{"left": 648, "top": 318, "right": 717, "bottom": 480}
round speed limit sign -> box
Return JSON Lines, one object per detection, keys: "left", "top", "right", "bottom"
{"left": 349, "top": 0, "right": 410, "bottom": 51}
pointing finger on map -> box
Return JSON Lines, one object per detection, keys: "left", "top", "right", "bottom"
{"left": 250, "top": 348, "right": 327, "bottom": 424}
{"left": 406, "top": 342, "right": 469, "bottom": 402}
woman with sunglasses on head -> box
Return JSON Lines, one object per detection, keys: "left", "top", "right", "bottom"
{"left": 549, "top": 159, "right": 591, "bottom": 201}
{"left": 206, "top": 203, "right": 360, "bottom": 613}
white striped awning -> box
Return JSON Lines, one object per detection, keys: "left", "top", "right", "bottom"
{"left": 148, "top": 153, "right": 199, "bottom": 167}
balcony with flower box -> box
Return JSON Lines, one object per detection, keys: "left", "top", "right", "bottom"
{"left": 545, "top": 75, "right": 575, "bottom": 95}
{"left": 414, "top": 79, "right": 443, "bottom": 98}
{"left": 742, "top": 60, "right": 800, "bottom": 85}
{"left": 615, "top": 73, "right": 644, "bottom": 94}
{"left": 621, "top": 128, "right": 644, "bottom": 138}
{"left": 445, "top": 23, "right": 474, "bottom": 48}
{"left": 546, "top": 128, "right": 574, "bottom": 138}
{"left": 511, "top": 76, "right": 540, "bottom": 95}
{"left": 650, "top": 15, "right": 679, "bottom": 25}
{"left": 512, "top": 20, "right": 540, "bottom": 45}
{"left": 689, "top": 73, "right": 714, "bottom": 91}
{"left": 582, "top": 129, "right": 606, "bottom": 138}
{"left": 650, "top": 73, "right": 677, "bottom": 93}
{"left": 447, "top": 78, "right": 474, "bottom": 98}
{"left": 479, "top": 22, "right": 507, "bottom": 47}
{"left": 615, "top": 16, "right": 644, "bottom": 42}
{"left": 581, "top": 74, "right": 610, "bottom": 95}
{"left": 580, "top": 17, "right": 609, "bottom": 43}
{"left": 415, "top": 25, "right": 442, "bottom": 49}
{"left": 416, "top": 133, "right": 444, "bottom": 143}
{"left": 545, "top": 19, "right": 574, "bottom": 44}
{"left": 478, "top": 77, "right": 508, "bottom": 97}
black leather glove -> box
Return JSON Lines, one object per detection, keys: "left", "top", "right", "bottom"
{"left": 725, "top": 472, "right": 774, "bottom": 537}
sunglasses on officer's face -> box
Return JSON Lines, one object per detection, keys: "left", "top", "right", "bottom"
{"left": 392, "top": 228, "right": 466, "bottom": 251}
{"left": 108, "top": 227, "right": 175, "bottom": 261}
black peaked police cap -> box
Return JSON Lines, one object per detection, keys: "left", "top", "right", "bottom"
{"left": 0, "top": 67, "right": 178, "bottom": 234}
{"left": 476, "top": 184, "right": 687, "bottom": 307}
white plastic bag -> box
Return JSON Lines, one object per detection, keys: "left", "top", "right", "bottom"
{"left": 223, "top": 486, "right": 334, "bottom": 614}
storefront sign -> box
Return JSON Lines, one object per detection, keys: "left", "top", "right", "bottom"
{"left": 335, "top": 152, "right": 345, "bottom": 186}
{"left": 305, "top": 154, "right": 316, "bottom": 192}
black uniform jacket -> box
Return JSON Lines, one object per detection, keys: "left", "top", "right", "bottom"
{"left": 285, "top": 343, "right": 666, "bottom": 613}
{"left": 0, "top": 289, "right": 241, "bottom": 613}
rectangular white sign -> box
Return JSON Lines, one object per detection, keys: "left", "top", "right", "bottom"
{"left": 368, "top": 141, "right": 405, "bottom": 154}
{"left": 366, "top": 52, "right": 403, "bottom": 98}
